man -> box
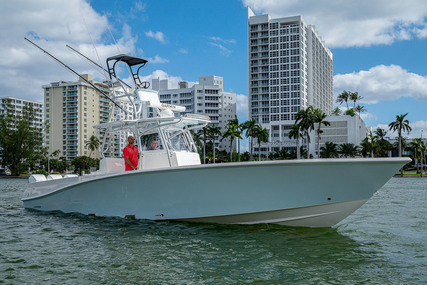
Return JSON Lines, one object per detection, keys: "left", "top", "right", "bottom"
{"left": 150, "top": 139, "right": 158, "bottom": 150}
{"left": 123, "top": 135, "right": 139, "bottom": 171}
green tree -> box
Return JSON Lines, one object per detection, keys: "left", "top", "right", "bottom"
{"left": 228, "top": 116, "right": 243, "bottom": 161}
{"left": 320, "top": 142, "right": 339, "bottom": 158}
{"left": 339, "top": 143, "right": 360, "bottom": 158}
{"left": 360, "top": 130, "right": 376, "bottom": 158}
{"left": 410, "top": 138, "right": 426, "bottom": 176}
{"left": 313, "top": 108, "right": 330, "bottom": 158}
{"left": 332, "top": 107, "right": 341, "bottom": 116}
{"left": 295, "top": 106, "right": 315, "bottom": 159}
{"left": 198, "top": 128, "right": 208, "bottom": 164}
{"left": 51, "top": 149, "right": 61, "bottom": 159}
{"left": 190, "top": 130, "right": 203, "bottom": 153}
{"left": 71, "top": 156, "right": 99, "bottom": 174}
{"left": 222, "top": 122, "right": 243, "bottom": 162}
{"left": 345, "top": 108, "right": 356, "bottom": 117}
{"left": 206, "top": 124, "right": 222, "bottom": 163}
{"left": 349, "top": 92, "right": 363, "bottom": 109}
{"left": 288, "top": 124, "right": 302, "bottom": 159}
{"left": 355, "top": 105, "right": 366, "bottom": 114}
{"left": 336, "top": 91, "right": 350, "bottom": 110}
{"left": 389, "top": 113, "right": 412, "bottom": 158}
{"left": 374, "top": 128, "right": 393, "bottom": 157}
{"left": 0, "top": 99, "right": 43, "bottom": 175}
{"left": 252, "top": 125, "right": 269, "bottom": 161}
{"left": 85, "top": 135, "right": 100, "bottom": 158}
{"left": 242, "top": 118, "right": 257, "bottom": 161}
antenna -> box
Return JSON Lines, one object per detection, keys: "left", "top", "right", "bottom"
{"left": 66, "top": 44, "right": 132, "bottom": 89}
{"left": 24, "top": 37, "right": 128, "bottom": 114}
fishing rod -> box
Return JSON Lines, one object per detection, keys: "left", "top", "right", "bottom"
{"left": 65, "top": 44, "right": 132, "bottom": 89}
{"left": 24, "top": 37, "right": 128, "bottom": 114}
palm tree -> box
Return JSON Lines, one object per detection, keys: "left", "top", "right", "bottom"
{"left": 222, "top": 122, "right": 243, "bottom": 162}
{"left": 51, "top": 149, "right": 61, "bottom": 159}
{"left": 361, "top": 130, "right": 376, "bottom": 158}
{"left": 320, "top": 142, "right": 339, "bottom": 158}
{"left": 200, "top": 128, "right": 208, "bottom": 164}
{"left": 332, "top": 107, "right": 341, "bottom": 116}
{"left": 288, "top": 124, "right": 301, "bottom": 159}
{"left": 411, "top": 138, "right": 426, "bottom": 176}
{"left": 355, "top": 105, "right": 366, "bottom": 114}
{"left": 339, "top": 143, "right": 360, "bottom": 158}
{"left": 190, "top": 130, "right": 203, "bottom": 151}
{"left": 388, "top": 113, "right": 412, "bottom": 158}
{"left": 206, "top": 124, "right": 222, "bottom": 163}
{"left": 295, "top": 106, "right": 315, "bottom": 158}
{"left": 252, "top": 125, "right": 269, "bottom": 161}
{"left": 349, "top": 92, "right": 363, "bottom": 109}
{"left": 336, "top": 91, "right": 350, "bottom": 110}
{"left": 313, "top": 108, "right": 330, "bottom": 158}
{"left": 85, "top": 135, "right": 100, "bottom": 158}
{"left": 228, "top": 116, "right": 242, "bottom": 161}
{"left": 242, "top": 119, "right": 257, "bottom": 161}
{"left": 373, "top": 128, "right": 392, "bottom": 157}
{"left": 374, "top": 128, "right": 387, "bottom": 140}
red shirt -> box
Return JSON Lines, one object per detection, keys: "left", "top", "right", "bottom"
{"left": 123, "top": 144, "right": 139, "bottom": 171}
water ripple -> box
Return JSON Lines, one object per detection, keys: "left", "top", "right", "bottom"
{"left": 0, "top": 177, "right": 426, "bottom": 284}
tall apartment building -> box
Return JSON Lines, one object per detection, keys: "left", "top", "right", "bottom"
{"left": 0, "top": 97, "right": 44, "bottom": 130}
{"left": 153, "top": 76, "right": 236, "bottom": 150}
{"left": 247, "top": 8, "right": 333, "bottom": 154}
{"left": 43, "top": 74, "right": 112, "bottom": 161}
{"left": 0, "top": 97, "right": 44, "bottom": 169}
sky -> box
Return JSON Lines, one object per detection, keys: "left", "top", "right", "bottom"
{"left": 1, "top": 0, "right": 427, "bottom": 139}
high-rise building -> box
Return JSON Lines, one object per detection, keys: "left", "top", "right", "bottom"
{"left": 247, "top": 8, "right": 333, "bottom": 155}
{"left": 0, "top": 97, "right": 43, "bottom": 131}
{"left": 154, "top": 75, "right": 236, "bottom": 150}
{"left": 43, "top": 74, "right": 113, "bottom": 161}
{"left": 0, "top": 97, "right": 44, "bottom": 169}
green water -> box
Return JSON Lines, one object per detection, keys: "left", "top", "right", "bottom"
{"left": 0, "top": 177, "right": 426, "bottom": 284}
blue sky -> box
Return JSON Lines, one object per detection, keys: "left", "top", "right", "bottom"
{"left": 1, "top": 0, "right": 427, "bottom": 138}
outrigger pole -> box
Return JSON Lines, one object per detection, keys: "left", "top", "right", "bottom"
{"left": 24, "top": 37, "right": 128, "bottom": 114}
{"left": 65, "top": 44, "right": 132, "bottom": 89}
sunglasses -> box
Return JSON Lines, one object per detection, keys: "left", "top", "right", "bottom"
{"left": 129, "top": 138, "right": 135, "bottom": 141}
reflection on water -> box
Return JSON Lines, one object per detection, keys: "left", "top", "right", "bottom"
{"left": 1, "top": 177, "right": 426, "bottom": 284}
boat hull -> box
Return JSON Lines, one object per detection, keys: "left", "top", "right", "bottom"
{"left": 22, "top": 158, "right": 409, "bottom": 227}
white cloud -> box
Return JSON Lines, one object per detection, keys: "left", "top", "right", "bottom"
{"left": 209, "top": 42, "right": 232, "bottom": 56}
{"left": 208, "top": 36, "right": 235, "bottom": 56}
{"left": 209, "top": 36, "right": 236, "bottom": 44}
{"left": 408, "top": 120, "right": 427, "bottom": 138}
{"left": 360, "top": 112, "right": 377, "bottom": 122}
{"left": 334, "top": 65, "right": 427, "bottom": 104}
{"left": 243, "top": 0, "right": 427, "bottom": 48}
{"left": 145, "top": 30, "right": 166, "bottom": 44}
{"left": 148, "top": 55, "right": 169, "bottom": 64}
{"left": 0, "top": 0, "right": 138, "bottom": 103}
{"left": 178, "top": 48, "right": 188, "bottom": 54}
{"left": 236, "top": 94, "right": 249, "bottom": 120}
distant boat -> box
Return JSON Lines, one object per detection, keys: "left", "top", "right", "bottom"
{"left": 22, "top": 42, "right": 410, "bottom": 227}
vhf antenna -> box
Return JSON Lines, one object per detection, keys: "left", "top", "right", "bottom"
{"left": 24, "top": 37, "right": 128, "bottom": 114}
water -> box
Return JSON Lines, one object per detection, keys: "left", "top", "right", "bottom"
{"left": 1, "top": 178, "right": 426, "bottom": 284}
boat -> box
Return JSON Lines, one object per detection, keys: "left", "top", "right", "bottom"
{"left": 22, "top": 43, "right": 410, "bottom": 227}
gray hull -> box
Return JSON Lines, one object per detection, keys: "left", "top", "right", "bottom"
{"left": 22, "top": 158, "right": 409, "bottom": 227}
